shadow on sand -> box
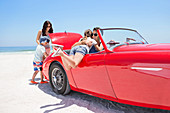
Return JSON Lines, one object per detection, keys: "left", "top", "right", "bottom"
{"left": 38, "top": 83, "right": 169, "bottom": 113}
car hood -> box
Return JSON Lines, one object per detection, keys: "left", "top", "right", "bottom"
{"left": 49, "top": 32, "right": 82, "bottom": 50}
{"left": 113, "top": 43, "right": 170, "bottom": 52}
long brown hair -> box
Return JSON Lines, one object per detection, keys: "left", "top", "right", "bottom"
{"left": 42, "top": 21, "right": 53, "bottom": 36}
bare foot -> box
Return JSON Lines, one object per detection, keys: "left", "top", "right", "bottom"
{"left": 58, "top": 48, "right": 64, "bottom": 56}
{"left": 52, "top": 48, "right": 62, "bottom": 57}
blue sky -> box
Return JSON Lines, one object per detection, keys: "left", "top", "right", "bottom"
{"left": 0, "top": 0, "right": 170, "bottom": 47}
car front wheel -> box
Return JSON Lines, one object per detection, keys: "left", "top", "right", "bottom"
{"left": 49, "top": 62, "right": 71, "bottom": 95}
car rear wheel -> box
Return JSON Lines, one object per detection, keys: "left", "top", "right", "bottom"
{"left": 49, "top": 62, "right": 71, "bottom": 95}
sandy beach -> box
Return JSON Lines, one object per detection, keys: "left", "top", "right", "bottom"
{"left": 0, "top": 52, "right": 168, "bottom": 113}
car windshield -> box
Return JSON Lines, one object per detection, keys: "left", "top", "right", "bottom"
{"left": 99, "top": 28, "right": 148, "bottom": 51}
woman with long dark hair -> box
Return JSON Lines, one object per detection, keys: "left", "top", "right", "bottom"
{"left": 36, "top": 20, "right": 53, "bottom": 55}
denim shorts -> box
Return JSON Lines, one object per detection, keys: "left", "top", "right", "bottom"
{"left": 69, "top": 45, "right": 87, "bottom": 56}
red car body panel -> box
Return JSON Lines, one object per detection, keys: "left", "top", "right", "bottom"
{"left": 42, "top": 29, "right": 170, "bottom": 111}
{"left": 106, "top": 50, "right": 170, "bottom": 106}
{"left": 71, "top": 52, "right": 117, "bottom": 99}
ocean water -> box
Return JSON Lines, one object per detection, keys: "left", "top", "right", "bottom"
{"left": 0, "top": 46, "right": 36, "bottom": 54}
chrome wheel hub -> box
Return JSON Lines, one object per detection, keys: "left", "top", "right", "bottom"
{"left": 51, "top": 67, "right": 64, "bottom": 90}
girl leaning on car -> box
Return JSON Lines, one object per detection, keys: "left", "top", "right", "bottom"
{"left": 52, "top": 29, "right": 97, "bottom": 70}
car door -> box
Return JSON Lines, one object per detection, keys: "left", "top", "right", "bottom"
{"left": 105, "top": 50, "right": 170, "bottom": 107}
{"left": 71, "top": 51, "right": 117, "bottom": 98}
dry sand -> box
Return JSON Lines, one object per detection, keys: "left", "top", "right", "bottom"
{"left": 0, "top": 52, "right": 168, "bottom": 113}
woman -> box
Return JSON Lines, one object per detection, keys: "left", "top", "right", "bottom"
{"left": 89, "top": 27, "right": 103, "bottom": 53}
{"left": 36, "top": 20, "right": 53, "bottom": 55}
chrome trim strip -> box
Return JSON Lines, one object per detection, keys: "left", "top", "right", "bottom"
{"left": 131, "top": 67, "right": 162, "bottom": 71}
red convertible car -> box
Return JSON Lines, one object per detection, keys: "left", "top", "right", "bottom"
{"left": 42, "top": 28, "right": 170, "bottom": 111}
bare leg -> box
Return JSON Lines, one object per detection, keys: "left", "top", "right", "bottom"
{"left": 32, "top": 71, "right": 39, "bottom": 81}
{"left": 40, "top": 71, "right": 44, "bottom": 82}
{"left": 72, "top": 52, "right": 84, "bottom": 68}
{"left": 61, "top": 56, "right": 72, "bottom": 70}
{"left": 61, "top": 52, "right": 84, "bottom": 69}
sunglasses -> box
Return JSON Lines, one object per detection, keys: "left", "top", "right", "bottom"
{"left": 92, "top": 33, "right": 98, "bottom": 36}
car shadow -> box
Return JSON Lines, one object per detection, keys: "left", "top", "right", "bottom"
{"left": 38, "top": 83, "right": 169, "bottom": 113}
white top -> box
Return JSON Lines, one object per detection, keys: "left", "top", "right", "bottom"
{"left": 34, "top": 45, "right": 46, "bottom": 62}
{"left": 87, "top": 37, "right": 97, "bottom": 45}
{"left": 40, "top": 34, "right": 50, "bottom": 48}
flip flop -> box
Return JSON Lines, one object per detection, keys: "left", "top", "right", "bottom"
{"left": 40, "top": 81, "right": 48, "bottom": 84}
{"left": 31, "top": 81, "right": 38, "bottom": 84}
{"left": 52, "top": 48, "right": 61, "bottom": 57}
